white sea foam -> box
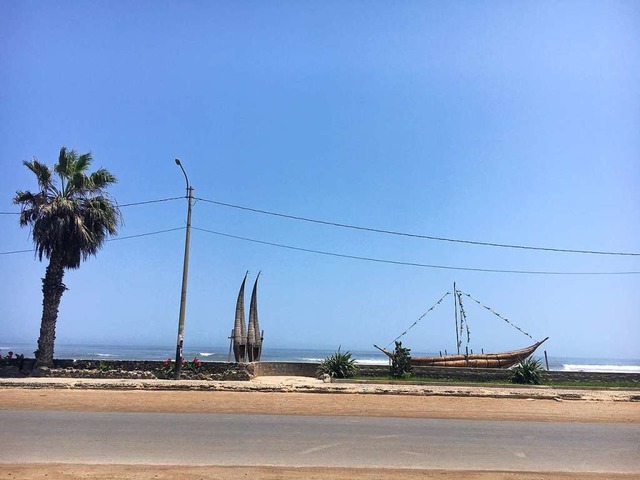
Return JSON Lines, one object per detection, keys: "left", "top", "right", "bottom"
{"left": 199, "top": 352, "right": 215, "bottom": 357}
{"left": 95, "top": 353, "right": 116, "bottom": 357}
{"left": 355, "top": 359, "right": 388, "bottom": 366}
{"left": 562, "top": 364, "right": 640, "bottom": 374}
{"left": 301, "top": 358, "right": 323, "bottom": 363}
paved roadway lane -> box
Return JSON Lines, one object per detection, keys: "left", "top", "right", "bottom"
{"left": 1, "top": 411, "right": 638, "bottom": 473}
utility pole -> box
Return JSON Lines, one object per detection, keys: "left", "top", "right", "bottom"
{"left": 453, "top": 282, "right": 460, "bottom": 355}
{"left": 174, "top": 158, "right": 193, "bottom": 380}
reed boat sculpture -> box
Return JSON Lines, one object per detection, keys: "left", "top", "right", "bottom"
{"left": 375, "top": 283, "right": 548, "bottom": 369}
{"left": 231, "top": 272, "right": 248, "bottom": 363}
{"left": 247, "top": 272, "right": 263, "bottom": 361}
{"left": 230, "top": 272, "right": 264, "bottom": 362}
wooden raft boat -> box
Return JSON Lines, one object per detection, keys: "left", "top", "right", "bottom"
{"left": 375, "top": 283, "right": 548, "bottom": 369}
{"left": 375, "top": 337, "right": 548, "bottom": 368}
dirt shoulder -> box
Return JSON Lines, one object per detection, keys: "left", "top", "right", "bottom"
{"left": 0, "top": 464, "right": 637, "bottom": 480}
{"left": 1, "top": 386, "right": 638, "bottom": 424}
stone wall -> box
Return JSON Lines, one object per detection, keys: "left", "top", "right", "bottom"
{"left": 251, "top": 362, "right": 639, "bottom": 385}
{"left": 543, "top": 371, "right": 640, "bottom": 384}
{"left": 0, "top": 359, "right": 253, "bottom": 381}
{"left": 358, "top": 365, "right": 512, "bottom": 381}
{"left": 1, "top": 359, "right": 638, "bottom": 385}
{"left": 250, "top": 361, "right": 319, "bottom": 377}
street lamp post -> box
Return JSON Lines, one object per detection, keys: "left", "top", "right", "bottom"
{"left": 174, "top": 158, "right": 193, "bottom": 380}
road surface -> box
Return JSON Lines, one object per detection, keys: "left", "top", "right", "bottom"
{"left": 1, "top": 411, "right": 638, "bottom": 473}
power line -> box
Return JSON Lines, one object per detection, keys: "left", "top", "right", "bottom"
{"left": 107, "top": 226, "right": 185, "bottom": 241}
{"left": 0, "top": 226, "right": 185, "bottom": 255}
{"left": 0, "top": 249, "right": 34, "bottom": 255}
{"left": 117, "top": 196, "right": 184, "bottom": 208}
{"left": 0, "top": 196, "right": 183, "bottom": 215}
{"left": 191, "top": 226, "right": 640, "bottom": 275}
{"left": 194, "top": 196, "right": 639, "bottom": 257}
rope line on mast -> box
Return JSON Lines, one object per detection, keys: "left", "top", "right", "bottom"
{"left": 457, "top": 291, "right": 470, "bottom": 349}
{"left": 459, "top": 291, "right": 534, "bottom": 340}
{"left": 385, "top": 291, "right": 451, "bottom": 348}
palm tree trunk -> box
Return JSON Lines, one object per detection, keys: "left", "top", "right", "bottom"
{"left": 36, "top": 253, "right": 66, "bottom": 368}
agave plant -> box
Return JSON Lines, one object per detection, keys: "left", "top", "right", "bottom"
{"left": 317, "top": 347, "right": 358, "bottom": 379}
{"left": 510, "top": 357, "right": 544, "bottom": 385}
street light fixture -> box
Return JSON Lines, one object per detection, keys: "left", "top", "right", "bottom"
{"left": 174, "top": 158, "right": 193, "bottom": 380}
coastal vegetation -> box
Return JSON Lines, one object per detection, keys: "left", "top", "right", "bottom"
{"left": 317, "top": 348, "right": 358, "bottom": 379}
{"left": 13, "top": 147, "right": 121, "bottom": 367}
{"left": 156, "top": 357, "right": 203, "bottom": 378}
{"left": 510, "top": 357, "right": 545, "bottom": 385}
{"left": 390, "top": 341, "right": 412, "bottom": 378}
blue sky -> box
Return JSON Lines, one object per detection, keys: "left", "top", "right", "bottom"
{"left": 1, "top": 1, "right": 638, "bottom": 359}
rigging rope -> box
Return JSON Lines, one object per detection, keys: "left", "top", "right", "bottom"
{"left": 386, "top": 291, "right": 451, "bottom": 348}
{"left": 456, "top": 291, "right": 470, "bottom": 349}
{"left": 459, "top": 291, "right": 534, "bottom": 340}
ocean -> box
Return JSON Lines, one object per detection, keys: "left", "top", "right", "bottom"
{"left": 2, "top": 342, "right": 639, "bottom": 374}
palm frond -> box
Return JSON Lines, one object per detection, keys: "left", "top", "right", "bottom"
{"left": 22, "top": 160, "right": 53, "bottom": 192}
{"left": 74, "top": 152, "right": 93, "bottom": 173}
{"left": 90, "top": 168, "right": 117, "bottom": 191}
{"left": 14, "top": 190, "right": 39, "bottom": 205}
{"left": 68, "top": 172, "right": 91, "bottom": 195}
{"left": 15, "top": 148, "right": 121, "bottom": 268}
{"left": 54, "top": 147, "right": 72, "bottom": 177}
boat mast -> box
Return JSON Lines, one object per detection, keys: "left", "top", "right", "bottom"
{"left": 453, "top": 282, "right": 460, "bottom": 355}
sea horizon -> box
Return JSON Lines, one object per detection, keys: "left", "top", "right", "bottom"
{"left": 2, "top": 342, "right": 639, "bottom": 374}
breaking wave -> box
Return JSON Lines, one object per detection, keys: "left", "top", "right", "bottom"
{"left": 562, "top": 364, "right": 640, "bottom": 374}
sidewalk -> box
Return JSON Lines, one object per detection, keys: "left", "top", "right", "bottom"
{"left": 1, "top": 375, "right": 638, "bottom": 402}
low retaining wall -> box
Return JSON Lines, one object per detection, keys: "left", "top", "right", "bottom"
{"left": 358, "top": 365, "right": 512, "bottom": 381}
{"left": 2, "top": 359, "right": 638, "bottom": 385}
{"left": 252, "top": 362, "right": 640, "bottom": 385}
{"left": 0, "top": 359, "right": 253, "bottom": 381}
{"left": 250, "top": 361, "right": 319, "bottom": 377}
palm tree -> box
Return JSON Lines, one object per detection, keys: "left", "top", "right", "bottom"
{"left": 14, "top": 147, "right": 121, "bottom": 367}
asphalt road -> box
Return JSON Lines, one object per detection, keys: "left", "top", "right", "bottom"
{"left": 1, "top": 411, "right": 638, "bottom": 473}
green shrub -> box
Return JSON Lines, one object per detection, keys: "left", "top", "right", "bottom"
{"left": 183, "top": 357, "right": 202, "bottom": 374}
{"left": 510, "top": 357, "right": 544, "bottom": 385}
{"left": 390, "top": 341, "right": 412, "bottom": 378}
{"left": 98, "top": 361, "right": 111, "bottom": 372}
{"left": 317, "top": 347, "right": 358, "bottom": 379}
{"left": 156, "top": 357, "right": 202, "bottom": 378}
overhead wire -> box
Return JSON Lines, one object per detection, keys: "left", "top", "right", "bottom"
{"left": 191, "top": 226, "right": 640, "bottom": 275}
{"left": 194, "top": 196, "right": 640, "bottom": 257}
{"left": 116, "top": 196, "right": 184, "bottom": 208}
{"left": 3, "top": 193, "right": 639, "bottom": 270}
{"left": 0, "top": 196, "right": 183, "bottom": 216}
{"left": 0, "top": 227, "right": 185, "bottom": 255}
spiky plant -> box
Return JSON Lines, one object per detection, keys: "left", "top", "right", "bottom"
{"left": 14, "top": 147, "right": 121, "bottom": 367}
{"left": 317, "top": 347, "right": 358, "bottom": 379}
{"left": 390, "top": 341, "right": 413, "bottom": 378}
{"left": 510, "top": 357, "right": 544, "bottom": 385}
